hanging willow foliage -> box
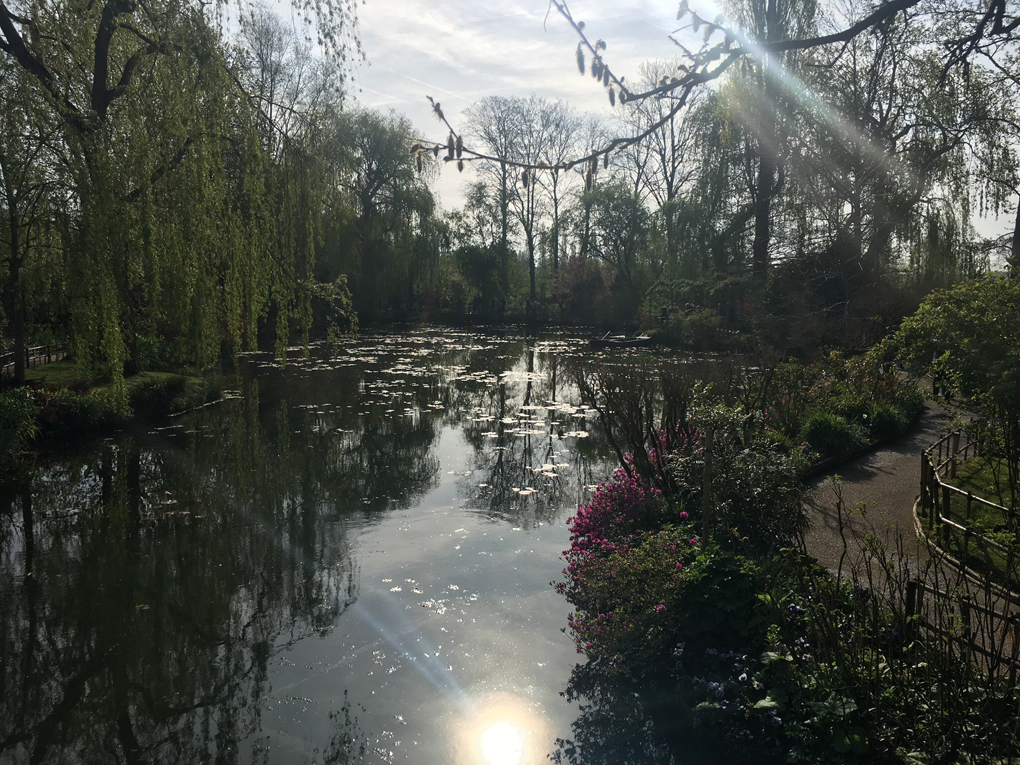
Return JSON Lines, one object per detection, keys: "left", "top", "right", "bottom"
{"left": 46, "top": 3, "right": 357, "bottom": 397}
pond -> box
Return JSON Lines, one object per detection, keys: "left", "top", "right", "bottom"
{"left": 0, "top": 328, "right": 646, "bottom": 764}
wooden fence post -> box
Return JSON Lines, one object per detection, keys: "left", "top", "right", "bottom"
{"left": 927, "top": 459, "right": 936, "bottom": 531}
{"left": 942, "top": 485, "right": 952, "bottom": 547}
{"left": 921, "top": 455, "right": 932, "bottom": 527}
{"left": 964, "top": 492, "right": 974, "bottom": 561}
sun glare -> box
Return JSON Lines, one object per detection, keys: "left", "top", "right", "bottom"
{"left": 456, "top": 693, "right": 547, "bottom": 765}
{"left": 480, "top": 721, "right": 524, "bottom": 765}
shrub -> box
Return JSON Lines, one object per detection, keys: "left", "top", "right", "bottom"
{"left": 894, "top": 385, "right": 926, "bottom": 423}
{"left": 655, "top": 308, "right": 730, "bottom": 350}
{"left": 866, "top": 403, "right": 908, "bottom": 441}
{"left": 35, "top": 388, "right": 120, "bottom": 434}
{"left": 666, "top": 417, "right": 807, "bottom": 554}
{"left": 828, "top": 392, "right": 871, "bottom": 423}
{"left": 560, "top": 522, "right": 759, "bottom": 679}
{"left": 129, "top": 374, "right": 218, "bottom": 418}
{"left": 67, "top": 378, "right": 92, "bottom": 394}
{"left": 129, "top": 374, "right": 188, "bottom": 418}
{"left": 799, "top": 411, "right": 864, "bottom": 460}
{"left": 0, "top": 388, "right": 38, "bottom": 469}
{"left": 564, "top": 467, "right": 666, "bottom": 556}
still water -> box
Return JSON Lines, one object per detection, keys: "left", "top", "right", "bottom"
{"left": 0, "top": 329, "right": 622, "bottom": 764}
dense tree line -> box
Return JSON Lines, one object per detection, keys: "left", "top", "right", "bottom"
{"left": 0, "top": 0, "right": 448, "bottom": 391}
{"left": 425, "top": 0, "right": 1020, "bottom": 348}
{"left": 6, "top": 0, "right": 1020, "bottom": 387}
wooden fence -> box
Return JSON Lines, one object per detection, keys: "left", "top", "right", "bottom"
{"left": 0, "top": 344, "right": 66, "bottom": 379}
{"left": 907, "top": 575, "right": 1020, "bottom": 681}
{"left": 920, "top": 430, "right": 1014, "bottom": 563}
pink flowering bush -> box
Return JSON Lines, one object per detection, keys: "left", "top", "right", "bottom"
{"left": 564, "top": 466, "right": 664, "bottom": 556}
{"left": 558, "top": 469, "right": 759, "bottom": 679}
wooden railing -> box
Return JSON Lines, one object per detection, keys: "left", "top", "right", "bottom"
{"left": 907, "top": 577, "right": 1020, "bottom": 681}
{"left": 921, "top": 431, "right": 1016, "bottom": 572}
{"left": 0, "top": 344, "right": 67, "bottom": 379}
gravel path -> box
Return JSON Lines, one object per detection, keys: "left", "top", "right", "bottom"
{"left": 803, "top": 400, "right": 955, "bottom": 571}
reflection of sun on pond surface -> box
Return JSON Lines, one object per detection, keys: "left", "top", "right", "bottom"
{"left": 1, "top": 328, "right": 681, "bottom": 764}
{"left": 481, "top": 723, "right": 523, "bottom": 765}
{"left": 458, "top": 693, "right": 548, "bottom": 765}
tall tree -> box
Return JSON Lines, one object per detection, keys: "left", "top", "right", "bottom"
{"left": 0, "top": 63, "right": 58, "bottom": 383}
{"left": 465, "top": 96, "right": 520, "bottom": 301}
{"left": 726, "top": 0, "right": 817, "bottom": 282}
{"left": 0, "top": 0, "right": 360, "bottom": 388}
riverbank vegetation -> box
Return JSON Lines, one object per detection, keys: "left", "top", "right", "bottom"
{"left": 0, "top": 367, "right": 219, "bottom": 472}
{"left": 6, "top": 0, "right": 1020, "bottom": 386}
{"left": 557, "top": 345, "right": 1019, "bottom": 763}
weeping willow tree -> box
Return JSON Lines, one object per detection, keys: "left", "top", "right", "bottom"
{"left": 1, "top": 0, "right": 360, "bottom": 397}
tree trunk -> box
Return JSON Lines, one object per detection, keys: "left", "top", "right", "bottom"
{"left": 499, "top": 161, "right": 510, "bottom": 297}
{"left": 752, "top": 150, "right": 775, "bottom": 282}
{"left": 528, "top": 238, "right": 537, "bottom": 321}
{"left": 8, "top": 214, "right": 26, "bottom": 384}
{"left": 552, "top": 193, "right": 560, "bottom": 277}
{"left": 1010, "top": 193, "right": 1020, "bottom": 279}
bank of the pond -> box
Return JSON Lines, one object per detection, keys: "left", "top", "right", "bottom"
{"left": 559, "top": 437, "right": 1020, "bottom": 763}
{"left": 1, "top": 362, "right": 219, "bottom": 472}
{"left": 555, "top": 351, "right": 1018, "bottom": 763}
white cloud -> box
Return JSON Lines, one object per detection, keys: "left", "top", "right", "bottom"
{"left": 349, "top": 0, "right": 682, "bottom": 208}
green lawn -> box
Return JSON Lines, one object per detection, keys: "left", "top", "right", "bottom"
{"left": 936, "top": 456, "right": 1020, "bottom": 587}
{"left": 25, "top": 358, "right": 104, "bottom": 387}
{"left": 954, "top": 456, "right": 1014, "bottom": 507}
{"left": 23, "top": 358, "right": 217, "bottom": 419}
{"left": 26, "top": 359, "right": 200, "bottom": 393}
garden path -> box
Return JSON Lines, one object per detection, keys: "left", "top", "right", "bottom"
{"left": 803, "top": 397, "right": 954, "bottom": 571}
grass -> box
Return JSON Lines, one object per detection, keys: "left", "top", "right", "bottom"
{"left": 19, "top": 358, "right": 219, "bottom": 427}
{"left": 25, "top": 359, "right": 209, "bottom": 401}
{"left": 24, "top": 358, "right": 103, "bottom": 387}
{"left": 952, "top": 456, "right": 1014, "bottom": 511}
{"left": 931, "top": 456, "right": 1020, "bottom": 588}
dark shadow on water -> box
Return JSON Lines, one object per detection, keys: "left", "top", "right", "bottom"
{"left": 0, "top": 328, "right": 617, "bottom": 763}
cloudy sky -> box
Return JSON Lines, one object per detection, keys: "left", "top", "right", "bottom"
{"left": 345, "top": 0, "right": 696, "bottom": 209}
{"left": 327, "top": 0, "right": 1009, "bottom": 241}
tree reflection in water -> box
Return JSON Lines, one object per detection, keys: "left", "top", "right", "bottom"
{"left": 552, "top": 662, "right": 685, "bottom": 765}
{"left": 0, "top": 377, "right": 378, "bottom": 763}
{"left": 0, "top": 329, "right": 620, "bottom": 764}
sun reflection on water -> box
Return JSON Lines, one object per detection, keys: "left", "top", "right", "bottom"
{"left": 458, "top": 693, "right": 547, "bottom": 765}
{"left": 480, "top": 721, "right": 524, "bottom": 765}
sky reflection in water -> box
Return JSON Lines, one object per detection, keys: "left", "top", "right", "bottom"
{"left": 0, "top": 328, "right": 622, "bottom": 764}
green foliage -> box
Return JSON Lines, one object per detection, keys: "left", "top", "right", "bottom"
{"left": 564, "top": 522, "right": 759, "bottom": 679}
{"left": 0, "top": 388, "right": 37, "bottom": 470}
{"left": 894, "top": 275, "right": 1020, "bottom": 512}
{"left": 33, "top": 388, "right": 121, "bottom": 435}
{"left": 762, "top": 352, "right": 922, "bottom": 461}
{"left": 894, "top": 275, "right": 1020, "bottom": 405}
{"left": 866, "top": 403, "right": 909, "bottom": 442}
{"left": 668, "top": 421, "right": 807, "bottom": 552}
{"left": 652, "top": 307, "right": 731, "bottom": 350}
{"left": 799, "top": 411, "right": 865, "bottom": 460}
{"left": 127, "top": 373, "right": 219, "bottom": 419}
